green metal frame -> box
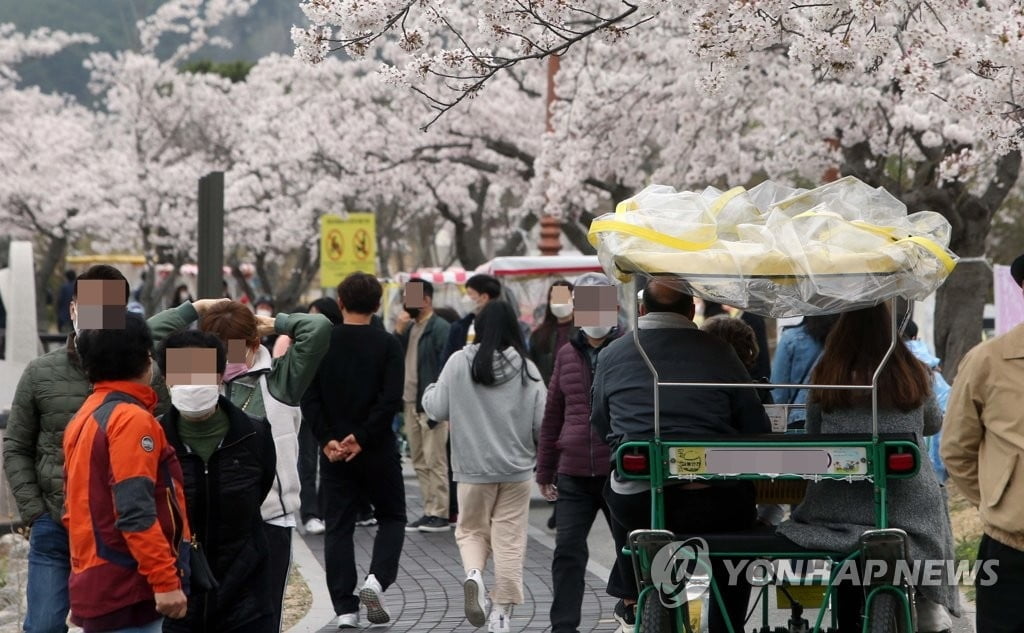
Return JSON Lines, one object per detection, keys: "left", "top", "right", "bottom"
{"left": 620, "top": 275, "right": 920, "bottom": 632}
{"left": 620, "top": 437, "right": 921, "bottom": 632}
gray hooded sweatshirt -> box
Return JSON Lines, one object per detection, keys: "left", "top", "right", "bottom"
{"left": 422, "top": 344, "right": 546, "bottom": 484}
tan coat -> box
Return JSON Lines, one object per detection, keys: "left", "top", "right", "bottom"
{"left": 942, "top": 322, "right": 1024, "bottom": 550}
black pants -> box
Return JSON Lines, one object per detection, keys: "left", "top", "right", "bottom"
{"left": 550, "top": 475, "right": 611, "bottom": 633}
{"left": 321, "top": 445, "right": 407, "bottom": 615}
{"left": 263, "top": 523, "right": 293, "bottom": 632}
{"left": 604, "top": 480, "right": 756, "bottom": 633}
{"left": 297, "top": 418, "right": 321, "bottom": 522}
{"left": 976, "top": 534, "right": 1024, "bottom": 633}
{"left": 447, "top": 435, "right": 458, "bottom": 518}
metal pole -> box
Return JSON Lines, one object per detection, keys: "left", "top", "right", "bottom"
{"left": 197, "top": 172, "right": 225, "bottom": 299}
{"left": 630, "top": 277, "right": 661, "bottom": 437}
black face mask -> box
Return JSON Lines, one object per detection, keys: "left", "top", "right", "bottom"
{"left": 405, "top": 306, "right": 422, "bottom": 319}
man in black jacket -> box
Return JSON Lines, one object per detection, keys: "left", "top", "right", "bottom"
{"left": 156, "top": 329, "right": 277, "bottom": 633}
{"left": 302, "top": 272, "right": 406, "bottom": 629}
{"left": 394, "top": 280, "right": 451, "bottom": 532}
{"left": 591, "top": 278, "right": 770, "bottom": 633}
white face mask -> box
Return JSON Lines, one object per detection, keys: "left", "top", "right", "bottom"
{"left": 582, "top": 325, "right": 613, "bottom": 339}
{"left": 256, "top": 309, "right": 272, "bottom": 318}
{"left": 170, "top": 384, "right": 220, "bottom": 420}
{"left": 550, "top": 303, "right": 573, "bottom": 319}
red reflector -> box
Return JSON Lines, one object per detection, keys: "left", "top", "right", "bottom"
{"left": 623, "top": 454, "right": 649, "bottom": 473}
{"left": 887, "top": 453, "right": 915, "bottom": 472}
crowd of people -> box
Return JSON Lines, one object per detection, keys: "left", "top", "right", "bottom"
{"left": 2, "top": 258, "right": 1022, "bottom": 633}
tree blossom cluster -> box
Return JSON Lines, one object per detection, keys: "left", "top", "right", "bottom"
{"left": 3, "top": 0, "right": 1023, "bottom": 375}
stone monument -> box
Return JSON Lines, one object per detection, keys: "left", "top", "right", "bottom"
{"left": 0, "top": 240, "right": 40, "bottom": 526}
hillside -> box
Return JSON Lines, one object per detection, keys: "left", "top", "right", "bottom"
{"left": 0, "top": 0, "right": 304, "bottom": 100}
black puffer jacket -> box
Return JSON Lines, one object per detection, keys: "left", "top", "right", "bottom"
{"left": 160, "top": 397, "right": 276, "bottom": 633}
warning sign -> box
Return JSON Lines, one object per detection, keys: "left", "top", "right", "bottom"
{"left": 353, "top": 228, "right": 371, "bottom": 261}
{"left": 320, "top": 213, "right": 377, "bottom": 287}
{"left": 326, "top": 229, "right": 344, "bottom": 261}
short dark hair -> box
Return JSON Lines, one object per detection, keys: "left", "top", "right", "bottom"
{"left": 308, "top": 297, "right": 343, "bottom": 325}
{"left": 902, "top": 319, "right": 919, "bottom": 340}
{"left": 642, "top": 279, "right": 694, "bottom": 315}
{"left": 64, "top": 270, "right": 76, "bottom": 282}
{"left": 466, "top": 274, "right": 501, "bottom": 300}
{"left": 74, "top": 265, "right": 129, "bottom": 303}
{"left": 337, "top": 272, "right": 382, "bottom": 314}
{"left": 406, "top": 279, "right": 434, "bottom": 299}
{"left": 156, "top": 329, "right": 227, "bottom": 376}
{"left": 77, "top": 312, "right": 153, "bottom": 383}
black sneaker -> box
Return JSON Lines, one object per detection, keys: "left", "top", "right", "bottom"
{"left": 613, "top": 600, "right": 636, "bottom": 633}
{"left": 405, "top": 516, "right": 429, "bottom": 532}
{"left": 418, "top": 515, "right": 451, "bottom": 533}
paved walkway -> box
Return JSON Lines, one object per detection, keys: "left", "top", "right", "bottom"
{"left": 289, "top": 468, "right": 618, "bottom": 632}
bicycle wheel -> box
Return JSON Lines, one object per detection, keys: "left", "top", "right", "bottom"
{"left": 638, "top": 589, "right": 673, "bottom": 633}
{"left": 866, "top": 591, "right": 910, "bottom": 633}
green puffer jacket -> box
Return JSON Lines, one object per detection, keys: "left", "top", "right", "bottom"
{"left": 3, "top": 329, "right": 173, "bottom": 525}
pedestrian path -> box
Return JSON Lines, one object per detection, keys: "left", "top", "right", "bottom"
{"left": 291, "top": 468, "right": 618, "bottom": 632}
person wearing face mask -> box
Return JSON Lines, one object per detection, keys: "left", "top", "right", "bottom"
{"left": 3, "top": 265, "right": 193, "bottom": 633}
{"left": 156, "top": 329, "right": 277, "bottom": 633}
{"left": 147, "top": 298, "right": 330, "bottom": 633}
{"left": 534, "top": 273, "right": 620, "bottom": 633}
{"left": 394, "top": 280, "right": 452, "bottom": 533}
{"left": 528, "top": 281, "right": 577, "bottom": 387}
{"left": 438, "top": 274, "right": 503, "bottom": 525}
{"left": 441, "top": 275, "right": 503, "bottom": 367}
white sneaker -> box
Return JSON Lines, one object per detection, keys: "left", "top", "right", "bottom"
{"left": 358, "top": 573, "right": 391, "bottom": 624}
{"left": 463, "top": 569, "right": 488, "bottom": 627}
{"left": 335, "top": 612, "right": 359, "bottom": 628}
{"left": 487, "top": 603, "right": 512, "bottom": 633}
{"left": 304, "top": 518, "right": 326, "bottom": 535}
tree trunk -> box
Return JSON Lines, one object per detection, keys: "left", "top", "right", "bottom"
{"left": 275, "top": 245, "right": 319, "bottom": 310}
{"left": 34, "top": 234, "right": 68, "bottom": 331}
{"left": 561, "top": 211, "right": 597, "bottom": 255}
{"left": 934, "top": 263, "right": 989, "bottom": 381}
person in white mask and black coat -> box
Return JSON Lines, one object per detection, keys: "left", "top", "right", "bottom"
{"left": 157, "top": 329, "right": 277, "bottom": 633}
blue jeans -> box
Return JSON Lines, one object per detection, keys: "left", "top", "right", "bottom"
{"left": 25, "top": 514, "right": 71, "bottom": 633}
{"left": 104, "top": 619, "right": 163, "bottom": 633}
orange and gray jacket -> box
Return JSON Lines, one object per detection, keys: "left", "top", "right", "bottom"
{"left": 62, "top": 381, "right": 191, "bottom": 630}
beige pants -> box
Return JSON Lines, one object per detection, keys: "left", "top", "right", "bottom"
{"left": 455, "top": 480, "right": 532, "bottom": 605}
{"left": 404, "top": 402, "right": 449, "bottom": 518}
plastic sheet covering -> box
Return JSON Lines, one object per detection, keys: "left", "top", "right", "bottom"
{"left": 587, "top": 177, "right": 958, "bottom": 318}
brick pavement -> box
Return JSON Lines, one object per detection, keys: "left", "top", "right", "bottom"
{"left": 298, "top": 470, "right": 619, "bottom": 632}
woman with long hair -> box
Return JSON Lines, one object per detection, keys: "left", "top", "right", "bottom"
{"left": 529, "top": 280, "right": 576, "bottom": 386}
{"left": 777, "top": 303, "right": 959, "bottom": 632}
{"left": 422, "top": 301, "right": 547, "bottom": 633}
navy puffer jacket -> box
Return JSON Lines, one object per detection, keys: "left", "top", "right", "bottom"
{"left": 536, "top": 330, "right": 616, "bottom": 484}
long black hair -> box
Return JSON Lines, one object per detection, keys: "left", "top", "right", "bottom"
{"left": 802, "top": 314, "right": 840, "bottom": 343}
{"left": 308, "top": 297, "right": 343, "bottom": 325}
{"left": 471, "top": 301, "right": 539, "bottom": 386}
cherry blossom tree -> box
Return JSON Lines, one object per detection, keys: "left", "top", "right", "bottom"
{"left": 294, "top": 1, "right": 1024, "bottom": 374}
{"left": 0, "top": 23, "right": 100, "bottom": 321}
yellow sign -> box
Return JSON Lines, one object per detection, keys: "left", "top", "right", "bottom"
{"left": 672, "top": 447, "right": 707, "bottom": 475}
{"left": 320, "top": 213, "right": 377, "bottom": 288}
